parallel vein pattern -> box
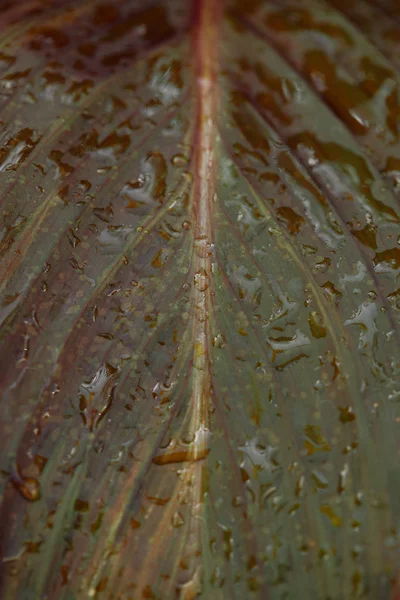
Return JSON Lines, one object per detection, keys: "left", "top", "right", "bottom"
{"left": 0, "top": 1, "right": 399, "bottom": 599}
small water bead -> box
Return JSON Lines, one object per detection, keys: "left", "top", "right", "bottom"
{"left": 194, "top": 269, "right": 209, "bottom": 292}
{"left": 339, "top": 406, "right": 356, "bottom": 424}
{"left": 314, "top": 257, "right": 331, "bottom": 273}
{"left": 153, "top": 426, "right": 210, "bottom": 465}
{"left": 171, "top": 153, "right": 187, "bottom": 167}
{"left": 195, "top": 304, "right": 208, "bottom": 323}
{"left": 182, "top": 171, "right": 193, "bottom": 185}
{"left": 79, "top": 362, "right": 119, "bottom": 431}
{"left": 171, "top": 511, "right": 185, "bottom": 528}
{"left": 308, "top": 311, "right": 326, "bottom": 338}
{"left": 212, "top": 333, "right": 226, "bottom": 348}
{"left": 11, "top": 475, "right": 40, "bottom": 502}
{"left": 374, "top": 248, "right": 400, "bottom": 273}
{"left": 320, "top": 505, "right": 342, "bottom": 528}
{"left": 194, "top": 235, "right": 213, "bottom": 258}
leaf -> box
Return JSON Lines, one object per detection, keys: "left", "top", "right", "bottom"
{"left": 0, "top": 0, "right": 399, "bottom": 598}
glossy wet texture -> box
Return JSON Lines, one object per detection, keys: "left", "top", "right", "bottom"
{"left": 0, "top": 0, "right": 399, "bottom": 598}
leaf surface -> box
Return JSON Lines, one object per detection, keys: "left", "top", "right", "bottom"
{"left": 0, "top": 1, "right": 400, "bottom": 598}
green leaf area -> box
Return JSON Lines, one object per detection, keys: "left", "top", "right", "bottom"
{"left": 0, "top": 0, "right": 400, "bottom": 598}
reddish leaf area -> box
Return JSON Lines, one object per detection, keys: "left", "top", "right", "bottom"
{"left": 0, "top": 1, "right": 399, "bottom": 599}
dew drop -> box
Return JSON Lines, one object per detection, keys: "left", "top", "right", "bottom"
{"left": 320, "top": 504, "right": 342, "bottom": 527}
{"left": 212, "top": 333, "right": 225, "bottom": 348}
{"left": 153, "top": 426, "right": 210, "bottom": 465}
{"left": 12, "top": 475, "right": 40, "bottom": 502}
{"left": 195, "top": 304, "right": 208, "bottom": 323}
{"left": 194, "top": 235, "right": 213, "bottom": 258}
{"left": 308, "top": 311, "right": 326, "bottom": 338}
{"left": 194, "top": 269, "right": 209, "bottom": 292}
{"left": 171, "top": 511, "right": 185, "bottom": 528}
{"left": 171, "top": 153, "right": 187, "bottom": 167}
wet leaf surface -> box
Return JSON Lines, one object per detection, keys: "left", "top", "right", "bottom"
{"left": 0, "top": 0, "right": 399, "bottom": 598}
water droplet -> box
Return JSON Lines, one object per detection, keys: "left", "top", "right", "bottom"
{"left": 151, "top": 248, "right": 167, "bottom": 269}
{"left": 239, "top": 439, "right": 277, "bottom": 471}
{"left": 17, "top": 334, "right": 30, "bottom": 364}
{"left": 212, "top": 333, "right": 225, "bottom": 348}
{"left": 338, "top": 406, "right": 356, "bottom": 424}
{"left": 345, "top": 301, "right": 377, "bottom": 349}
{"left": 194, "top": 269, "right": 209, "bottom": 292}
{"left": 308, "top": 311, "right": 326, "bottom": 338}
{"left": 195, "top": 304, "right": 208, "bottom": 323}
{"left": 171, "top": 153, "right": 187, "bottom": 167}
{"left": 153, "top": 426, "right": 210, "bottom": 465}
{"left": 79, "top": 363, "right": 119, "bottom": 431}
{"left": 322, "top": 281, "right": 342, "bottom": 306}
{"left": 194, "top": 236, "right": 213, "bottom": 258}
{"left": 12, "top": 475, "right": 40, "bottom": 501}
{"left": 374, "top": 248, "right": 400, "bottom": 273}
{"left": 320, "top": 504, "right": 342, "bottom": 527}
{"left": 171, "top": 511, "right": 184, "bottom": 528}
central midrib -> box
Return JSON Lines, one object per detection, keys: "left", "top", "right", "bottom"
{"left": 190, "top": 0, "right": 221, "bottom": 451}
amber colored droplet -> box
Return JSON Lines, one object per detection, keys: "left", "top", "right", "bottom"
{"left": 374, "top": 248, "right": 400, "bottom": 272}
{"left": 305, "top": 424, "right": 326, "bottom": 445}
{"left": 153, "top": 427, "right": 209, "bottom": 465}
{"left": 60, "top": 564, "right": 69, "bottom": 586}
{"left": 314, "top": 257, "right": 331, "bottom": 273}
{"left": 223, "top": 528, "right": 233, "bottom": 560}
{"left": 308, "top": 311, "right": 326, "bottom": 338}
{"left": 311, "top": 470, "right": 328, "bottom": 489}
{"left": 352, "top": 223, "right": 377, "bottom": 250}
{"left": 95, "top": 577, "right": 108, "bottom": 593}
{"left": 276, "top": 206, "right": 304, "bottom": 235}
{"left": 90, "top": 510, "right": 103, "bottom": 534}
{"left": 194, "top": 236, "right": 213, "bottom": 258}
{"left": 338, "top": 406, "right": 356, "bottom": 424}
{"left": 142, "top": 585, "right": 155, "bottom": 599}
{"left": 152, "top": 447, "right": 209, "bottom": 466}
{"left": 74, "top": 499, "right": 89, "bottom": 512}
{"left": 304, "top": 424, "right": 331, "bottom": 455}
{"left": 25, "top": 541, "right": 41, "bottom": 554}
{"left": 320, "top": 504, "right": 342, "bottom": 527}
{"left": 12, "top": 475, "right": 40, "bottom": 502}
{"left": 131, "top": 518, "right": 141, "bottom": 530}
{"left": 276, "top": 352, "right": 308, "bottom": 372}
{"left": 322, "top": 281, "right": 342, "bottom": 306}
{"left": 240, "top": 468, "right": 250, "bottom": 483}
{"left": 147, "top": 495, "right": 170, "bottom": 506}
{"left": 33, "top": 454, "right": 48, "bottom": 474}
{"left": 151, "top": 248, "right": 166, "bottom": 269}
